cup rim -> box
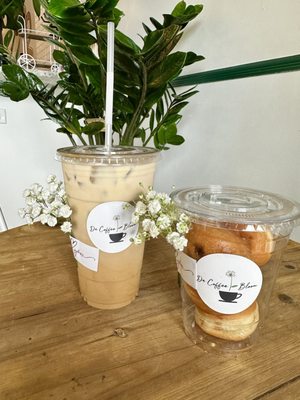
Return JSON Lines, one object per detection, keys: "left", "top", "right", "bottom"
{"left": 56, "top": 145, "right": 160, "bottom": 165}
{"left": 171, "top": 185, "right": 300, "bottom": 227}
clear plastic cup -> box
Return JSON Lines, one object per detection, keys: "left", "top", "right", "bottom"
{"left": 171, "top": 185, "right": 300, "bottom": 353}
{"left": 56, "top": 146, "right": 159, "bottom": 309}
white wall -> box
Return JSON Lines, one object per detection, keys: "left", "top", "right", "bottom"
{"left": 120, "top": 0, "right": 300, "bottom": 240}
{"left": 0, "top": 96, "right": 69, "bottom": 228}
{"left": 1, "top": 0, "right": 300, "bottom": 240}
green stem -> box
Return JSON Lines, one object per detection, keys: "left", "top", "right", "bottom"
{"left": 144, "top": 99, "right": 176, "bottom": 146}
{"left": 121, "top": 59, "right": 147, "bottom": 145}
{"left": 77, "top": 134, "right": 87, "bottom": 145}
{"left": 67, "top": 133, "right": 77, "bottom": 146}
{"left": 32, "top": 92, "right": 87, "bottom": 145}
{"left": 0, "top": 18, "right": 3, "bottom": 46}
{"left": 88, "top": 135, "right": 95, "bottom": 145}
{"left": 0, "top": 0, "right": 16, "bottom": 19}
{"left": 66, "top": 48, "right": 88, "bottom": 91}
{"left": 95, "top": 133, "right": 101, "bottom": 145}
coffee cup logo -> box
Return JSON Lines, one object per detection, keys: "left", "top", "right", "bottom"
{"left": 109, "top": 215, "right": 127, "bottom": 243}
{"left": 219, "top": 291, "right": 242, "bottom": 303}
{"left": 87, "top": 202, "right": 138, "bottom": 253}
{"left": 218, "top": 271, "right": 242, "bottom": 303}
{"left": 109, "top": 232, "right": 127, "bottom": 243}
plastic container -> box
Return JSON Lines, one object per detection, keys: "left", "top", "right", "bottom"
{"left": 56, "top": 146, "right": 159, "bottom": 309}
{"left": 171, "top": 185, "right": 300, "bottom": 353}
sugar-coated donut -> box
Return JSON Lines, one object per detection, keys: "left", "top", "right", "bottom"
{"left": 185, "top": 223, "right": 273, "bottom": 266}
{"left": 239, "top": 230, "right": 274, "bottom": 266}
{"left": 195, "top": 302, "right": 259, "bottom": 341}
{"left": 186, "top": 224, "right": 250, "bottom": 260}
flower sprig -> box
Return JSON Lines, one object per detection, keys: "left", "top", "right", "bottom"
{"left": 131, "top": 187, "right": 190, "bottom": 251}
{"left": 18, "top": 175, "right": 72, "bottom": 233}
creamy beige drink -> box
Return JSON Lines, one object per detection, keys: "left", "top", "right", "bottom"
{"left": 57, "top": 146, "right": 159, "bottom": 309}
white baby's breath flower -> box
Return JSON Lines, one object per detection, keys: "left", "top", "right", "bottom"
{"left": 32, "top": 205, "right": 41, "bottom": 218}
{"left": 173, "top": 236, "right": 188, "bottom": 251}
{"left": 166, "top": 231, "right": 180, "bottom": 245}
{"left": 176, "top": 221, "right": 189, "bottom": 234}
{"left": 49, "top": 183, "right": 59, "bottom": 193}
{"left": 50, "top": 208, "right": 60, "bottom": 217}
{"left": 133, "top": 233, "right": 144, "bottom": 245}
{"left": 47, "top": 215, "right": 57, "bottom": 227}
{"left": 30, "top": 183, "right": 43, "bottom": 195}
{"left": 51, "top": 200, "right": 63, "bottom": 209}
{"left": 26, "top": 196, "right": 36, "bottom": 206}
{"left": 132, "top": 214, "right": 140, "bottom": 224}
{"left": 148, "top": 199, "right": 161, "bottom": 215}
{"left": 157, "top": 193, "right": 171, "bottom": 205}
{"left": 149, "top": 222, "right": 160, "bottom": 238}
{"left": 146, "top": 190, "right": 156, "bottom": 201}
{"left": 59, "top": 205, "right": 72, "bottom": 218}
{"left": 23, "top": 189, "right": 31, "bottom": 198}
{"left": 166, "top": 232, "right": 187, "bottom": 251}
{"left": 42, "top": 189, "right": 51, "bottom": 201}
{"left": 57, "top": 188, "right": 66, "bottom": 198}
{"left": 157, "top": 215, "right": 171, "bottom": 230}
{"left": 142, "top": 219, "right": 152, "bottom": 232}
{"left": 25, "top": 206, "right": 32, "bottom": 214}
{"left": 35, "top": 193, "right": 44, "bottom": 202}
{"left": 132, "top": 187, "right": 190, "bottom": 251}
{"left": 61, "top": 221, "right": 72, "bottom": 233}
{"left": 25, "top": 215, "right": 33, "bottom": 225}
{"left": 20, "top": 175, "right": 72, "bottom": 231}
{"left": 135, "top": 201, "right": 147, "bottom": 215}
{"left": 179, "top": 213, "right": 190, "bottom": 223}
{"left": 18, "top": 208, "right": 26, "bottom": 218}
{"left": 40, "top": 213, "right": 48, "bottom": 224}
{"left": 47, "top": 174, "right": 58, "bottom": 184}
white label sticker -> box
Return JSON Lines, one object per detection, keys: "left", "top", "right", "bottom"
{"left": 87, "top": 201, "right": 138, "bottom": 253}
{"left": 176, "top": 251, "right": 197, "bottom": 288}
{"left": 196, "top": 254, "right": 263, "bottom": 314}
{"left": 70, "top": 236, "right": 99, "bottom": 272}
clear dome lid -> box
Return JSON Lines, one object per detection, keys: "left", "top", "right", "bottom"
{"left": 56, "top": 146, "right": 159, "bottom": 165}
{"left": 171, "top": 185, "right": 300, "bottom": 228}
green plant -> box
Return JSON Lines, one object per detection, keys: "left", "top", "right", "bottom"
{"left": 0, "top": 0, "right": 204, "bottom": 149}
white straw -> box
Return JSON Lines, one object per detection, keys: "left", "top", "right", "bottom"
{"left": 104, "top": 21, "right": 115, "bottom": 152}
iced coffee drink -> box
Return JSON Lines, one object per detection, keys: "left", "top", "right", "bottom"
{"left": 57, "top": 146, "right": 159, "bottom": 309}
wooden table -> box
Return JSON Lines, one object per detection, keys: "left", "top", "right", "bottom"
{"left": 0, "top": 224, "right": 299, "bottom": 400}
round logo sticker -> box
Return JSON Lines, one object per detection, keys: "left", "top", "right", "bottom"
{"left": 87, "top": 202, "right": 138, "bottom": 253}
{"left": 196, "top": 254, "right": 263, "bottom": 314}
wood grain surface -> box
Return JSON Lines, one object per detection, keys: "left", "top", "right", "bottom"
{"left": 0, "top": 224, "right": 299, "bottom": 400}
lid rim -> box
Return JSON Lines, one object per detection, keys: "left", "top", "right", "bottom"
{"left": 57, "top": 145, "right": 159, "bottom": 156}
{"left": 56, "top": 145, "right": 160, "bottom": 165}
{"left": 171, "top": 185, "right": 300, "bottom": 227}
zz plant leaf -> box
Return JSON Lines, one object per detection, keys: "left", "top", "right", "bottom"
{"left": 0, "top": 0, "right": 204, "bottom": 149}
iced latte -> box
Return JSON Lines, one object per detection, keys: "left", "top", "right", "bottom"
{"left": 57, "top": 146, "right": 159, "bottom": 309}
